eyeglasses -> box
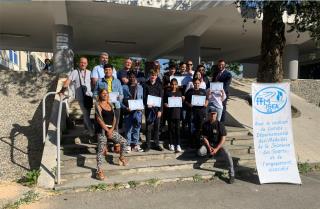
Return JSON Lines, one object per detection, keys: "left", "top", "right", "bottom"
{"left": 187, "top": 63, "right": 193, "bottom": 66}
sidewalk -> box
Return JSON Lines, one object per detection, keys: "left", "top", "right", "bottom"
{"left": 228, "top": 79, "right": 320, "bottom": 163}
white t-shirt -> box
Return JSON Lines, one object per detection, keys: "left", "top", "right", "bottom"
{"left": 68, "top": 69, "right": 92, "bottom": 100}
{"left": 185, "top": 81, "right": 206, "bottom": 93}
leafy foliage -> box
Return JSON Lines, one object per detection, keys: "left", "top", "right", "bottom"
{"left": 3, "top": 190, "right": 39, "bottom": 209}
{"left": 17, "top": 169, "right": 40, "bottom": 187}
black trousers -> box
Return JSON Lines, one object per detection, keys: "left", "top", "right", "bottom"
{"left": 168, "top": 119, "right": 181, "bottom": 146}
{"left": 221, "top": 98, "right": 227, "bottom": 123}
{"left": 190, "top": 108, "right": 206, "bottom": 148}
{"left": 145, "top": 117, "right": 160, "bottom": 148}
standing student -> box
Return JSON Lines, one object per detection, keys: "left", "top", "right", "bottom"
{"left": 212, "top": 59, "right": 232, "bottom": 122}
{"left": 95, "top": 89, "right": 128, "bottom": 180}
{"left": 207, "top": 88, "right": 226, "bottom": 122}
{"left": 122, "top": 71, "right": 144, "bottom": 153}
{"left": 163, "top": 78, "right": 183, "bottom": 152}
{"left": 143, "top": 69, "right": 164, "bottom": 152}
{"left": 184, "top": 77, "right": 208, "bottom": 148}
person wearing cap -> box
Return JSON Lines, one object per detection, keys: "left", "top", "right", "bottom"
{"left": 198, "top": 108, "right": 235, "bottom": 184}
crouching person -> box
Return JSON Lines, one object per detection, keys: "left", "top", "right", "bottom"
{"left": 122, "top": 71, "right": 144, "bottom": 153}
{"left": 95, "top": 89, "right": 128, "bottom": 180}
{"left": 198, "top": 108, "right": 235, "bottom": 184}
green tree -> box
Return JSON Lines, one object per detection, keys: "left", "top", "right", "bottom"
{"left": 238, "top": 1, "right": 320, "bottom": 82}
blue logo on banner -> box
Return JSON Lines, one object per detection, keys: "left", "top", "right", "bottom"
{"left": 254, "top": 87, "right": 287, "bottom": 114}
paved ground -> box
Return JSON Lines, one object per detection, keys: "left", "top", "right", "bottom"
{"left": 19, "top": 171, "right": 320, "bottom": 209}
{"left": 228, "top": 79, "right": 320, "bottom": 163}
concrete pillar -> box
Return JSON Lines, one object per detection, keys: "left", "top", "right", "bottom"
{"left": 283, "top": 44, "right": 299, "bottom": 80}
{"left": 52, "top": 25, "right": 73, "bottom": 73}
{"left": 184, "top": 35, "right": 200, "bottom": 67}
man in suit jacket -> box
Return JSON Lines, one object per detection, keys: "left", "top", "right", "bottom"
{"left": 212, "top": 59, "right": 232, "bottom": 122}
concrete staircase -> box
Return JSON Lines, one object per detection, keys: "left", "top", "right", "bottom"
{"left": 55, "top": 101, "right": 256, "bottom": 190}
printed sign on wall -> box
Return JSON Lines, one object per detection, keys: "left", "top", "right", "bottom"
{"left": 252, "top": 83, "right": 301, "bottom": 184}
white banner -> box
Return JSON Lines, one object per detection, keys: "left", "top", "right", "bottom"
{"left": 252, "top": 83, "right": 301, "bottom": 184}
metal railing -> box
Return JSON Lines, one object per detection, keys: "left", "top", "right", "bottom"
{"left": 42, "top": 90, "right": 70, "bottom": 185}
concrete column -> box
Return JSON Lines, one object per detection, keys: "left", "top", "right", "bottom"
{"left": 184, "top": 35, "right": 200, "bottom": 66}
{"left": 283, "top": 44, "right": 299, "bottom": 80}
{"left": 52, "top": 25, "right": 73, "bottom": 73}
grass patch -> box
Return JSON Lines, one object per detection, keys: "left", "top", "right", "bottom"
{"left": 298, "top": 162, "right": 314, "bottom": 174}
{"left": 128, "top": 181, "right": 138, "bottom": 188}
{"left": 147, "top": 178, "right": 160, "bottom": 187}
{"left": 113, "top": 182, "right": 121, "bottom": 189}
{"left": 192, "top": 174, "right": 203, "bottom": 182}
{"left": 3, "top": 190, "right": 39, "bottom": 209}
{"left": 88, "top": 183, "right": 108, "bottom": 191}
{"left": 17, "top": 169, "right": 41, "bottom": 187}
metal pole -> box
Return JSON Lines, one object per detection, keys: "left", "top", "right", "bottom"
{"left": 42, "top": 92, "right": 57, "bottom": 143}
{"left": 56, "top": 97, "right": 63, "bottom": 184}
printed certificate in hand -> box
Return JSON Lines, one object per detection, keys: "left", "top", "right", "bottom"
{"left": 109, "top": 92, "right": 119, "bottom": 103}
{"left": 170, "top": 76, "right": 186, "bottom": 86}
{"left": 128, "top": 99, "right": 144, "bottom": 110}
{"left": 147, "top": 95, "right": 162, "bottom": 107}
{"left": 168, "top": 97, "right": 182, "bottom": 108}
{"left": 191, "top": 95, "right": 206, "bottom": 106}
{"left": 210, "top": 82, "right": 223, "bottom": 91}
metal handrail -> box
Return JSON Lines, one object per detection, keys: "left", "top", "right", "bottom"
{"left": 56, "top": 96, "right": 69, "bottom": 184}
{"left": 42, "top": 88, "right": 71, "bottom": 184}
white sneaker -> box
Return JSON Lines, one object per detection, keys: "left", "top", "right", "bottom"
{"left": 125, "top": 146, "right": 131, "bottom": 153}
{"left": 169, "top": 144, "right": 175, "bottom": 151}
{"left": 176, "top": 145, "right": 182, "bottom": 153}
{"left": 133, "top": 145, "right": 144, "bottom": 152}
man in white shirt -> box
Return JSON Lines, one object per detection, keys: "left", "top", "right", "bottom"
{"left": 59, "top": 57, "right": 94, "bottom": 137}
{"left": 91, "top": 52, "right": 117, "bottom": 89}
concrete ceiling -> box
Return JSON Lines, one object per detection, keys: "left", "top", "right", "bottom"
{"left": 0, "top": 0, "right": 316, "bottom": 62}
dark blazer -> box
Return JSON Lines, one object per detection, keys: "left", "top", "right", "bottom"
{"left": 212, "top": 69, "right": 232, "bottom": 97}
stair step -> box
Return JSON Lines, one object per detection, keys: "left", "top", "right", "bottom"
{"left": 62, "top": 141, "right": 254, "bottom": 154}
{"left": 55, "top": 168, "right": 216, "bottom": 191}
{"left": 61, "top": 158, "right": 217, "bottom": 180}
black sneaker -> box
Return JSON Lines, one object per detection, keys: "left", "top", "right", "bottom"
{"left": 228, "top": 176, "right": 235, "bottom": 184}
{"left": 144, "top": 147, "right": 150, "bottom": 152}
{"left": 154, "top": 145, "right": 164, "bottom": 151}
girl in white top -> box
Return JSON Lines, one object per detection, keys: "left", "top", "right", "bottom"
{"left": 185, "top": 70, "right": 207, "bottom": 92}
{"left": 206, "top": 89, "right": 226, "bottom": 121}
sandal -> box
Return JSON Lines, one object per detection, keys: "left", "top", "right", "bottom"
{"left": 96, "top": 169, "right": 105, "bottom": 180}
{"left": 118, "top": 156, "right": 128, "bottom": 166}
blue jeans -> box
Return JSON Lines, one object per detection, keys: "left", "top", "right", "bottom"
{"left": 124, "top": 112, "right": 141, "bottom": 145}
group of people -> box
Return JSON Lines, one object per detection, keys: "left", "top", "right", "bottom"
{"left": 59, "top": 52, "right": 235, "bottom": 183}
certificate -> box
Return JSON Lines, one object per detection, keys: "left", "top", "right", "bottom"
{"left": 170, "top": 76, "right": 186, "bottom": 86}
{"left": 147, "top": 95, "right": 162, "bottom": 107}
{"left": 191, "top": 95, "right": 206, "bottom": 106}
{"left": 210, "top": 82, "right": 224, "bottom": 91}
{"left": 168, "top": 97, "right": 182, "bottom": 108}
{"left": 128, "top": 99, "right": 144, "bottom": 110}
{"left": 109, "top": 92, "right": 119, "bottom": 103}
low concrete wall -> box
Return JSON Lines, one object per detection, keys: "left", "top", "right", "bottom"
{"left": 291, "top": 79, "right": 320, "bottom": 107}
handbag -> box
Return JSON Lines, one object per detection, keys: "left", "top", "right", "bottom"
{"left": 77, "top": 70, "right": 93, "bottom": 110}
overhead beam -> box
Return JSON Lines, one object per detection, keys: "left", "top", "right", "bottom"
{"left": 147, "top": 14, "right": 213, "bottom": 60}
